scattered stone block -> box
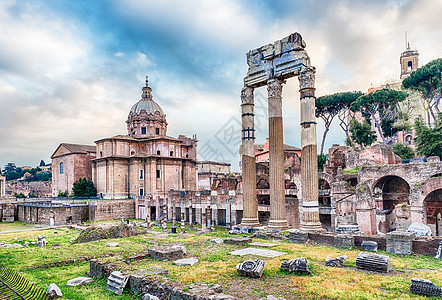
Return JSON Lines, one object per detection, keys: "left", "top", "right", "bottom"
{"left": 324, "top": 255, "right": 347, "bottom": 267}
{"left": 386, "top": 231, "right": 415, "bottom": 255}
{"left": 107, "top": 271, "right": 129, "bottom": 295}
{"left": 173, "top": 258, "right": 199, "bottom": 266}
{"left": 435, "top": 241, "right": 442, "bottom": 260}
{"left": 172, "top": 245, "right": 186, "bottom": 255}
{"left": 334, "top": 234, "right": 354, "bottom": 248}
{"left": 230, "top": 247, "right": 286, "bottom": 258}
{"left": 280, "top": 258, "right": 310, "bottom": 274}
{"left": 356, "top": 252, "right": 391, "bottom": 273}
{"left": 249, "top": 242, "right": 277, "bottom": 247}
{"left": 408, "top": 223, "right": 432, "bottom": 237}
{"left": 410, "top": 278, "right": 442, "bottom": 297}
{"left": 47, "top": 283, "right": 63, "bottom": 299}
{"left": 236, "top": 259, "right": 265, "bottom": 278}
{"left": 287, "top": 230, "right": 308, "bottom": 244}
{"left": 251, "top": 229, "right": 288, "bottom": 241}
{"left": 148, "top": 246, "right": 185, "bottom": 261}
{"left": 66, "top": 276, "right": 93, "bottom": 287}
{"left": 212, "top": 238, "right": 224, "bottom": 244}
{"left": 361, "top": 241, "right": 378, "bottom": 252}
{"left": 224, "top": 237, "right": 252, "bottom": 245}
{"left": 106, "top": 242, "right": 119, "bottom": 247}
{"left": 23, "top": 241, "right": 29, "bottom": 247}
{"left": 37, "top": 235, "right": 47, "bottom": 248}
{"left": 143, "top": 294, "right": 160, "bottom": 300}
{"left": 336, "top": 224, "right": 360, "bottom": 234}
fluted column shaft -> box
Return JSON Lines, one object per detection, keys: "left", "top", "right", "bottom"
{"left": 267, "top": 79, "right": 288, "bottom": 230}
{"left": 240, "top": 86, "right": 260, "bottom": 227}
{"left": 299, "top": 68, "right": 322, "bottom": 231}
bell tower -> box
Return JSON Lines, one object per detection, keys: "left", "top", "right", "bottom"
{"left": 400, "top": 34, "right": 419, "bottom": 80}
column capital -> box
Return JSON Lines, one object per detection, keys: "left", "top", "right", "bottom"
{"left": 241, "top": 86, "right": 254, "bottom": 105}
{"left": 299, "top": 67, "right": 316, "bottom": 90}
{"left": 267, "top": 78, "right": 284, "bottom": 98}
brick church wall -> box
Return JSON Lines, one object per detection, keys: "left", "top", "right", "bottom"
{"left": 90, "top": 200, "right": 135, "bottom": 221}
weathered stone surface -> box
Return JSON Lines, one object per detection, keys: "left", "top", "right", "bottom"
{"left": 37, "top": 235, "right": 47, "bottom": 247}
{"left": 74, "top": 224, "right": 145, "bottom": 244}
{"left": 334, "top": 234, "right": 354, "bottom": 249}
{"left": 236, "top": 259, "right": 265, "bottom": 278}
{"left": 230, "top": 247, "right": 286, "bottom": 258}
{"left": 356, "top": 252, "right": 391, "bottom": 273}
{"left": 408, "top": 223, "right": 432, "bottom": 237}
{"left": 386, "top": 231, "right": 415, "bottom": 255}
{"left": 324, "top": 255, "right": 347, "bottom": 267}
{"left": 224, "top": 237, "right": 252, "bottom": 245}
{"left": 66, "top": 276, "right": 93, "bottom": 287}
{"left": 410, "top": 277, "right": 442, "bottom": 297}
{"left": 280, "top": 258, "right": 310, "bottom": 274}
{"left": 143, "top": 293, "right": 160, "bottom": 300}
{"left": 173, "top": 258, "right": 199, "bottom": 266}
{"left": 107, "top": 271, "right": 129, "bottom": 295}
{"left": 46, "top": 283, "right": 63, "bottom": 299}
{"left": 288, "top": 230, "right": 308, "bottom": 244}
{"left": 23, "top": 241, "right": 29, "bottom": 247}
{"left": 435, "top": 241, "right": 442, "bottom": 259}
{"left": 148, "top": 246, "right": 185, "bottom": 261}
{"left": 249, "top": 242, "right": 277, "bottom": 247}
{"left": 361, "top": 241, "right": 378, "bottom": 252}
{"left": 212, "top": 238, "right": 224, "bottom": 244}
{"left": 106, "top": 242, "right": 119, "bottom": 247}
{"left": 145, "top": 267, "right": 169, "bottom": 276}
{"left": 171, "top": 245, "right": 187, "bottom": 255}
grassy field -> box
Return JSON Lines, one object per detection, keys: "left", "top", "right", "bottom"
{"left": 0, "top": 221, "right": 41, "bottom": 232}
{"left": 1, "top": 221, "right": 442, "bottom": 299}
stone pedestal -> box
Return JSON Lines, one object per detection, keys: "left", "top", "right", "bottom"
{"left": 386, "top": 231, "right": 415, "bottom": 255}
{"left": 334, "top": 234, "right": 354, "bottom": 249}
{"left": 288, "top": 230, "right": 308, "bottom": 244}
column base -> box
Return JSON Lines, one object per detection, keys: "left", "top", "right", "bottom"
{"left": 300, "top": 223, "right": 325, "bottom": 232}
{"left": 240, "top": 218, "right": 260, "bottom": 228}
{"left": 268, "top": 219, "right": 288, "bottom": 231}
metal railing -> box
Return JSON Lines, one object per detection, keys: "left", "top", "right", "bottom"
{"left": 0, "top": 264, "right": 46, "bottom": 300}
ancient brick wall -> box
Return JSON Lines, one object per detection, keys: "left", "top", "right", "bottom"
{"left": 90, "top": 200, "right": 135, "bottom": 221}
{"left": 0, "top": 203, "right": 18, "bottom": 222}
{"left": 18, "top": 205, "right": 89, "bottom": 225}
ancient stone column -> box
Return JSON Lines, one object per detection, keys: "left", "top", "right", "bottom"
{"left": 267, "top": 79, "right": 288, "bottom": 230}
{"left": 299, "top": 67, "right": 322, "bottom": 231}
{"left": 240, "top": 86, "right": 260, "bottom": 227}
{"left": 188, "top": 197, "right": 194, "bottom": 230}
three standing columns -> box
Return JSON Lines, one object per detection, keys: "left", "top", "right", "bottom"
{"left": 299, "top": 68, "right": 322, "bottom": 231}
{"left": 240, "top": 86, "right": 260, "bottom": 227}
{"left": 267, "top": 79, "right": 288, "bottom": 230}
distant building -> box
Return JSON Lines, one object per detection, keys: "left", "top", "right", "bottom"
{"left": 254, "top": 138, "right": 301, "bottom": 164}
{"left": 197, "top": 161, "right": 231, "bottom": 190}
{"left": 51, "top": 143, "right": 96, "bottom": 196}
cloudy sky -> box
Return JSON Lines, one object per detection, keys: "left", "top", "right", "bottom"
{"left": 1, "top": 0, "right": 441, "bottom": 171}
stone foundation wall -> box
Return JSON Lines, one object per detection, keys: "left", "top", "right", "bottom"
{"left": 90, "top": 200, "right": 135, "bottom": 221}
{"left": 301, "top": 232, "right": 442, "bottom": 257}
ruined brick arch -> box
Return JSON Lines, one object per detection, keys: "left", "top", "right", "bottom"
{"left": 420, "top": 178, "right": 442, "bottom": 234}
{"left": 373, "top": 175, "right": 410, "bottom": 211}
{"left": 318, "top": 172, "right": 335, "bottom": 185}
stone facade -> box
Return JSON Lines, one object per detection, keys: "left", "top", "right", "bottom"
{"left": 0, "top": 175, "right": 5, "bottom": 197}
{"left": 197, "top": 161, "right": 231, "bottom": 190}
{"left": 51, "top": 143, "right": 96, "bottom": 196}
{"left": 0, "top": 202, "right": 17, "bottom": 222}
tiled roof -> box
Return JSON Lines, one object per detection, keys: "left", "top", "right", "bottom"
{"left": 61, "top": 143, "right": 96, "bottom": 153}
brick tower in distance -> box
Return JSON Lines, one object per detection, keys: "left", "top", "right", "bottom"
{"left": 400, "top": 42, "right": 419, "bottom": 80}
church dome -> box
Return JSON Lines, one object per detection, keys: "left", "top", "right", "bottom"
{"left": 129, "top": 79, "right": 165, "bottom": 116}
{"left": 130, "top": 98, "right": 164, "bottom": 116}
{"left": 126, "top": 77, "right": 168, "bottom": 138}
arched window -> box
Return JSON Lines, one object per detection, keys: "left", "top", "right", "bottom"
{"left": 60, "top": 162, "right": 64, "bottom": 174}
{"left": 407, "top": 61, "right": 412, "bottom": 72}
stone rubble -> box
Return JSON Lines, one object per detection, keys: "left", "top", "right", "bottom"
{"left": 324, "top": 255, "right": 347, "bottom": 267}
{"left": 66, "top": 276, "right": 93, "bottom": 287}
{"left": 236, "top": 259, "right": 265, "bottom": 278}
{"left": 280, "top": 258, "right": 310, "bottom": 274}
{"left": 46, "top": 283, "right": 63, "bottom": 299}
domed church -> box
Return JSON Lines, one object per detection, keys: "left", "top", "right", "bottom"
{"left": 52, "top": 78, "right": 198, "bottom": 201}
